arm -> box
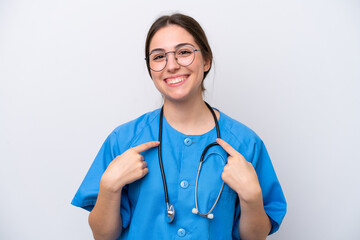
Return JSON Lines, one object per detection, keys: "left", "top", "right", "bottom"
{"left": 237, "top": 190, "right": 271, "bottom": 240}
{"left": 88, "top": 183, "right": 123, "bottom": 240}
{"left": 216, "top": 138, "right": 271, "bottom": 240}
{"left": 88, "top": 141, "right": 160, "bottom": 240}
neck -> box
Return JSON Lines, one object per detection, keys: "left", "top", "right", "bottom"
{"left": 162, "top": 96, "right": 219, "bottom": 135}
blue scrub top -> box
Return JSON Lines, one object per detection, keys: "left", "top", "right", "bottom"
{"left": 71, "top": 108, "right": 287, "bottom": 239}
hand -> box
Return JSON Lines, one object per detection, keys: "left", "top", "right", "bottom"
{"left": 100, "top": 141, "right": 160, "bottom": 193}
{"left": 216, "top": 138, "right": 262, "bottom": 203}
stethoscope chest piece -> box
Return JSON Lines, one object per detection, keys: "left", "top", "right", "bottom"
{"left": 166, "top": 203, "right": 175, "bottom": 223}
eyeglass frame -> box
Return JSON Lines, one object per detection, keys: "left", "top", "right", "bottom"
{"left": 145, "top": 44, "right": 201, "bottom": 72}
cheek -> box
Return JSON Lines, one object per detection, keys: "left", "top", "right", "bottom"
{"left": 150, "top": 71, "right": 161, "bottom": 82}
{"left": 150, "top": 73, "right": 163, "bottom": 90}
{"left": 193, "top": 64, "right": 205, "bottom": 79}
{"left": 194, "top": 58, "right": 207, "bottom": 74}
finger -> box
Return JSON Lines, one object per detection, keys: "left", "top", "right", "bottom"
{"left": 216, "top": 138, "right": 239, "bottom": 157}
{"left": 132, "top": 141, "right": 160, "bottom": 153}
{"left": 137, "top": 167, "right": 149, "bottom": 179}
{"left": 142, "top": 168, "right": 149, "bottom": 176}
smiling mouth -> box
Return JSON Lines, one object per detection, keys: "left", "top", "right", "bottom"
{"left": 165, "top": 75, "right": 188, "bottom": 85}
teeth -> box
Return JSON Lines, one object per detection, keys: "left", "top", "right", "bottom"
{"left": 166, "top": 76, "right": 186, "bottom": 84}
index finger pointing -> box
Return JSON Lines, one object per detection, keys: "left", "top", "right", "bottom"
{"left": 132, "top": 141, "right": 160, "bottom": 153}
{"left": 216, "top": 138, "right": 239, "bottom": 157}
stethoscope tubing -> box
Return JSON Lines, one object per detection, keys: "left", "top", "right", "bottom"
{"left": 158, "top": 107, "right": 170, "bottom": 205}
{"left": 158, "top": 102, "right": 224, "bottom": 222}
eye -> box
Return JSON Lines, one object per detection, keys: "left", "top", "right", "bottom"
{"left": 177, "top": 48, "right": 193, "bottom": 57}
{"left": 151, "top": 52, "right": 166, "bottom": 61}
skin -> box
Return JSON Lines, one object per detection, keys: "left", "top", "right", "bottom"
{"left": 89, "top": 24, "right": 271, "bottom": 240}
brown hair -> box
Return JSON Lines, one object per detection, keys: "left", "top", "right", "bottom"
{"left": 145, "top": 13, "right": 213, "bottom": 91}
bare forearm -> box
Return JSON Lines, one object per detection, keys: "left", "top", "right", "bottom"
{"left": 88, "top": 185, "right": 123, "bottom": 240}
{"left": 238, "top": 195, "right": 271, "bottom": 240}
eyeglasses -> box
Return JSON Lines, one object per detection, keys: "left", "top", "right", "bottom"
{"left": 146, "top": 44, "right": 200, "bottom": 72}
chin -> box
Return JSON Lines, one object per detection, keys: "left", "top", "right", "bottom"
{"left": 165, "top": 92, "right": 200, "bottom": 104}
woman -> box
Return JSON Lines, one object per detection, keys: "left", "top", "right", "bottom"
{"left": 72, "top": 13, "right": 287, "bottom": 240}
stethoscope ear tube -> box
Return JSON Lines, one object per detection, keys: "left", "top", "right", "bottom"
{"left": 192, "top": 142, "right": 226, "bottom": 219}
{"left": 205, "top": 102, "right": 220, "bottom": 139}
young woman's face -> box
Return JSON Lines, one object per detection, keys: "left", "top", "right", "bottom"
{"left": 148, "top": 25, "right": 210, "bottom": 103}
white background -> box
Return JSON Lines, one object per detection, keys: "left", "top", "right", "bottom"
{"left": 1, "top": 0, "right": 359, "bottom": 239}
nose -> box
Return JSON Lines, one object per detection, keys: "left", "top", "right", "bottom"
{"left": 166, "top": 52, "right": 180, "bottom": 72}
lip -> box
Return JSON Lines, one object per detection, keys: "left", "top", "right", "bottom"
{"left": 164, "top": 74, "right": 189, "bottom": 87}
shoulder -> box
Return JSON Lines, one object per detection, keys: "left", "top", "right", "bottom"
{"left": 219, "top": 111, "right": 261, "bottom": 144}
{"left": 108, "top": 109, "right": 160, "bottom": 151}
{"left": 218, "top": 110, "right": 265, "bottom": 162}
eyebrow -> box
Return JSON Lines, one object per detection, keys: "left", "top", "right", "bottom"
{"left": 149, "top": 43, "right": 195, "bottom": 55}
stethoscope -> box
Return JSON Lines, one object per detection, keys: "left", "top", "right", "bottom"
{"left": 158, "top": 102, "right": 226, "bottom": 223}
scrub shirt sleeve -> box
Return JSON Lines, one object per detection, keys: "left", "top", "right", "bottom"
{"left": 71, "top": 131, "right": 132, "bottom": 229}
{"left": 231, "top": 139, "right": 286, "bottom": 238}
{"left": 252, "top": 140, "right": 287, "bottom": 235}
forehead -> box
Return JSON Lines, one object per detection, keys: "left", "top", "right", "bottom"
{"left": 149, "top": 25, "right": 198, "bottom": 51}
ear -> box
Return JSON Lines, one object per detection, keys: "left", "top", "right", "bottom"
{"left": 203, "top": 58, "right": 211, "bottom": 72}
